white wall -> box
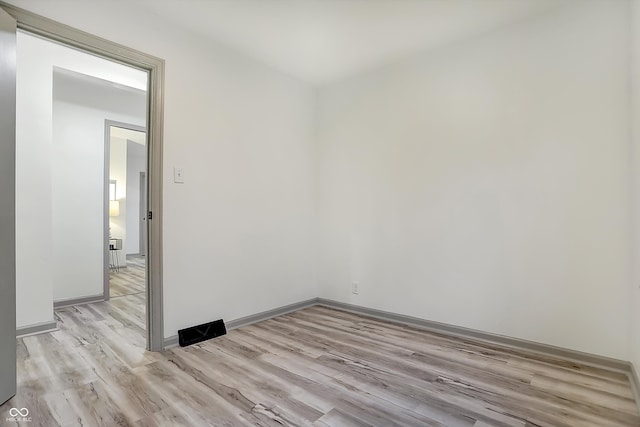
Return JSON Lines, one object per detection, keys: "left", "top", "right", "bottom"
{"left": 16, "top": 32, "right": 147, "bottom": 326}
{"left": 315, "top": 0, "right": 631, "bottom": 359}
{"left": 10, "top": 1, "right": 318, "bottom": 337}
{"left": 126, "top": 140, "right": 146, "bottom": 255}
{"left": 15, "top": 34, "right": 54, "bottom": 328}
{"left": 159, "top": 46, "right": 316, "bottom": 337}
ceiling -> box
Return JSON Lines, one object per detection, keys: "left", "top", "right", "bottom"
{"left": 111, "top": 126, "right": 146, "bottom": 145}
{"left": 135, "top": 0, "right": 569, "bottom": 85}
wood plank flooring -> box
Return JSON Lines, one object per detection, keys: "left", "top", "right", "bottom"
{"left": 110, "top": 255, "right": 146, "bottom": 297}
{"left": 2, "top": 297, "right": 638, "bottom": 426}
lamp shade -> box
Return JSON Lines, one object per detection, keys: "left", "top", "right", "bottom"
{"left": 109, "top": 200, "right": 120, "bottom": 217}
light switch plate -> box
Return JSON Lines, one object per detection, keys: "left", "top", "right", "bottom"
{"left": 174, "top": 167, "right": 184, "bottom": 183}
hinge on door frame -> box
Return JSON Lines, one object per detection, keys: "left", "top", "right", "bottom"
{"left": 148, "top": 211, "right": 153, "bottom": 220}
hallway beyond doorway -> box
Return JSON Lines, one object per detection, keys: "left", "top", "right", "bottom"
{"left": 110, "top": 255, "right": 145, "bottom": 298}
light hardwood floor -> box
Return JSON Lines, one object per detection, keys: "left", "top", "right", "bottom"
{"left": 110, "top": 255, "right": 146, "bottom": 297}
{"left": 2, "top": 299, "right": 639, "bottom": 426}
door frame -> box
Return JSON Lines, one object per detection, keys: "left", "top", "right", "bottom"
{"left": 2, "top": 2, "right": 166, "bottom": 352}
{"left": 140, "top": 171, "right": 147, "bottom": 257}
{"left": 103, "top": 120, "right": 147, "bottom": 302}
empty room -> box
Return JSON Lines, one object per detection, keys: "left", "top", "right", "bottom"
{"left": 3, "top": 0, "right": 640, "bottom": 426}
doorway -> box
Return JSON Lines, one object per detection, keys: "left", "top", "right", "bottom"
{"left": 105, "top": 122, "right": 147, "bottom": 301}
{"left": 0, "top": 3, "right": 165, "bottom": 406}
{"left": 46, "top": 65, "right": 148, "bottom": 314}
{"left": 0, "top": 2, "right": 165, "bottom": 359}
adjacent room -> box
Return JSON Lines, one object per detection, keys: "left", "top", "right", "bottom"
{"left": 108, "top": 124, "right": 148, "bottom": 298}
{"left": 3, "top": 0, "right": 640, "bottom": 426}
{"left": 11, "top": 30, "right": 149, "bottom": 324}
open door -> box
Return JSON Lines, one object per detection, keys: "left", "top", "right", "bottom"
{"left": 0, "top": 7, "right": 17, "bottom": 406}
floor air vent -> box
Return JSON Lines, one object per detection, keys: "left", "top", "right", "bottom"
{"left": 178, "top": 319, "right": 227, "bottom": 347}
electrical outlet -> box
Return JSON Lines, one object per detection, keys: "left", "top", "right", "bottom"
{"left": 352, "top": 282, "right": 359, "bottom": 295}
